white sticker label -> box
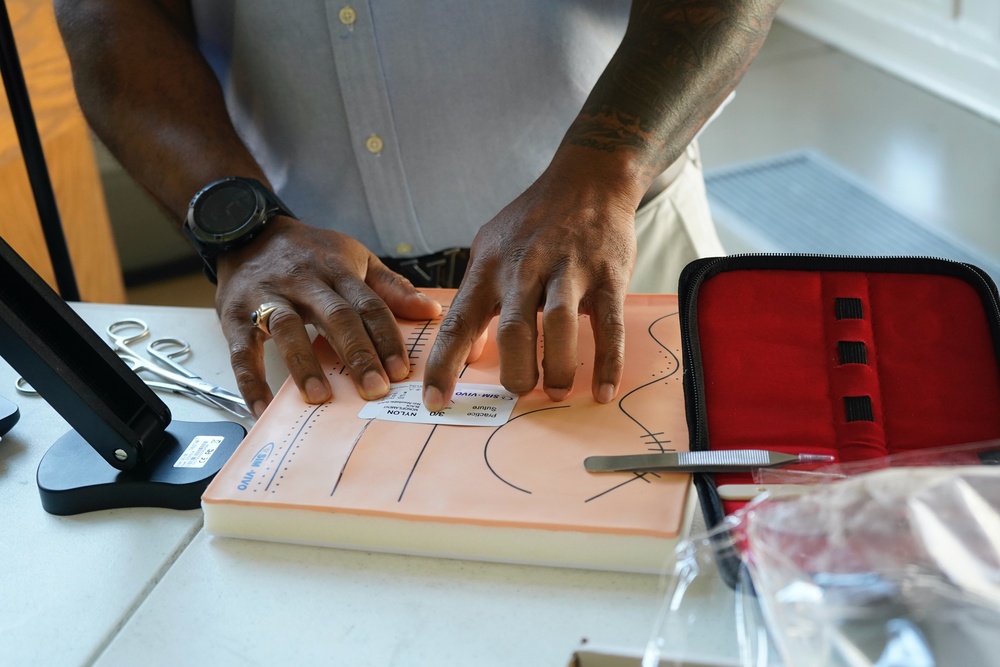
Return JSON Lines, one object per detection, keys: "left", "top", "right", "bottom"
{"left": 174, "top": 435, "right": 224, "bottom": 468}
{"left": 358, "top": 382, "right": 518, "bottom": 426}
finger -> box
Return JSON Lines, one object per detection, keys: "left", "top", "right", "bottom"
{"left": 366, "top": 258, "right": 443, "bottom": 321}
{"left": 495, "top": 273, "right": 544, "bottom": 394}
{"left": 541, "top": 279, "right": 580, "bottom": 402}
{"left": 466, "top": 328, "right": 488, "bottom": 364}
{"left": 423, "top": 283, "right": 497, "bottom": 412}
{"left": 223, "top": 310, "right": 275, "bottom": 419}
{"left": 324, "top": 274, "right": 412, "bottom": 383}
{"left": 587, "top": 291, "right": 627, "bottom": 404}
{"left": 310, "top": 287, "right": 393, "bottom": 400}
{"left": 263, "top": 302, "right": 333, "bottom": 405}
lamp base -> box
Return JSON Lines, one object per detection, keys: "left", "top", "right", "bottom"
{"left": 37, "top": 420, "right": 246, "bottom": 515}
{"left": 0, "top": 394, "right": 17, "bottom": 436}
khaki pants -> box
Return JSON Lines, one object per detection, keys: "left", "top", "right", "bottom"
{"left": 629, "top": 142, "right": 724, "bottom": 294}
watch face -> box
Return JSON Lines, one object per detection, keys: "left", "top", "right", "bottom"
{"left": 194, "top": 180, "right": 261, "bottom": 238}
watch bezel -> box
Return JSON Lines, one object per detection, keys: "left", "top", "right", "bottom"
{"left": 186, "top": 178, "right": 270, "bottom": 248}
{"left": 183, "top": 177, "right": 294, "bottom": 284}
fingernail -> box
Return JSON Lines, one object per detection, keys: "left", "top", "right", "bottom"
{"left": 386, "top": 355, "right": 410, "bottom": 381}
{"left": 547, "top": 387, "right": 570, "bottom": 402}
{"left": 305, "top": 377, "right": 330, "bottom": 403}
{"left": 417, "top": 292, "right": 442, "bottom": 312}
{"left": 252, "top": 400, "right": 268, "bottom": 419}
{"left": 597, "top": 383, "right": 616, "bottom": 404}
{"left": 362, "top": 371, "right": 389, "bottom": 399}
{"left": 423, "top": 385, "right": 445, "bottom": 412}
{"left": 417, "top": 291, "right": 434, "bottom": 302}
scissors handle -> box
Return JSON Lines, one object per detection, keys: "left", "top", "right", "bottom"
{"left": 147, "top": 337, "right": 196, "bottom": 377}
{"left": 107, "top": 318, "right": 151, "bottom": 347}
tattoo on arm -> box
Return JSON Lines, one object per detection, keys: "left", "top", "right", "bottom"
{"left": 567, "top": 0, "right": 780, "bottom": 167}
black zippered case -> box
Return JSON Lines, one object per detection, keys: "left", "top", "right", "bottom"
{"left": 677, "top": 255, "right": 1000, "bottom": 584}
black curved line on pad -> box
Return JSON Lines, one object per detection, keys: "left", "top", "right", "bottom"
{"left": 483, "top": 405, "right": 571, "bottom": 494}
{"left": 616, "top": 312, "right": 680, "bottom": 454}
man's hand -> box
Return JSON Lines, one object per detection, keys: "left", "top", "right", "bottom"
{"left": 421, "top": 1, "right": 782, "bottom": 411}
{"left": 55, "top": 1, "right": 444, "bottom": 419}
{"left": 215, "top": 217, "right": 442, "bottom": 418}
{"left": 422, "top": 148, "right": 639, "bottom": 411}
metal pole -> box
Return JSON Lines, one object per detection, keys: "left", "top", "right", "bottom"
{"left": 0, "top": 0, "right": 81, "bottom": 301}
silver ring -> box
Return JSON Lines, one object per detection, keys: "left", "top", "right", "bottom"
{"left": 250, "top": 302, "right": 283, "bottom": 336}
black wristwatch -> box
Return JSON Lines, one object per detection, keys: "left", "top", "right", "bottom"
{"left": 183, "top": 177, "right": 295, "bottom": 283}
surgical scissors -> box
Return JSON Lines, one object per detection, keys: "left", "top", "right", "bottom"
{"left": 106, "top": 319, "right": 250, "bottom": 418}
{"left": 16, "top": 358, "right": 242, "bottom": 417}
{"left": 144, "top": 337, "right": 249, "bottom": 417}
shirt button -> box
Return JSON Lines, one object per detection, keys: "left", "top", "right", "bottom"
{"left": 395, "top": 243, "right": 413, "bottom": 255}
{"left": 365, "top": 134, "right": 384, "bottom": 154}
{"left": 339, "top": 6, "right": 356, "bottom": 25}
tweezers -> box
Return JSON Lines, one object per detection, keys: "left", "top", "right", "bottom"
{"left": 584, "top": 450, "right": 834, "bottom": 473}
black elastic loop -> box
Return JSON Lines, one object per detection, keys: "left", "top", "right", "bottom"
{"left": 835, "top": 297, "right": 864, "bottom": 320}
{"left": 844, "top": 395, "right": 874, "bottom": 422}
{"left": 838, "top": 340, "right": 868, "bottom": 365}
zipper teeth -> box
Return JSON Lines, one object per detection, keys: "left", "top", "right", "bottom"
{"left": 680, "top": 259, "right": 722, "bottom": 453}
{"left": 680, "top": 253, "right": 1000, "bottom": 454}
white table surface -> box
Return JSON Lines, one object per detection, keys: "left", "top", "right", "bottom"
{"left": 0, "top": 303, "right": 739, "bottom": 667}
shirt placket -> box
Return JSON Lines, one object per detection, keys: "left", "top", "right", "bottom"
{"left": 325, "top": 1, "right": 430, "bottom": 257}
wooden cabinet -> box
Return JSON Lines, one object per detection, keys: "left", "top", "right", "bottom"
{"left": 1, "top": 0, "right": 125, "bottom": 303}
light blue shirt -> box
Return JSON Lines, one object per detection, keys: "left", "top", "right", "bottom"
{"left": 192, "top": 0, "right": 630, "bottom": 258}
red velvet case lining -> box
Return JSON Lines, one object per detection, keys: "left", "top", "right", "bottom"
{"left": 694, "top": 269, "right": 1000, "bottom": 513}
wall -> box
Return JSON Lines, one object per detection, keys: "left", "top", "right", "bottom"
{"left": 780, "top": 0, "right": 1000, "bottom": 123}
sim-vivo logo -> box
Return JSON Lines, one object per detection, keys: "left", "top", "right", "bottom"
{"left": 238, "top": 442, "right": 274, "bottom": 491}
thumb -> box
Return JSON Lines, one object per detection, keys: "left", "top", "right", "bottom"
{"left": 366, "top": 257, "right": 443, "bottom": 321}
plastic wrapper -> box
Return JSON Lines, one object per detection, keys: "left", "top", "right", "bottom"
{"left": 644, "top": 454, "right": 1000, "bottom": 667}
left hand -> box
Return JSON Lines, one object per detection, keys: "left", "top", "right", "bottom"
{"left": 422, "top": 148, "right": 641, "bottom": 410}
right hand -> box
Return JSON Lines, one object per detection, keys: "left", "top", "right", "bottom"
{"left": 422, "top": 146, "right": 640, "bottom": 412}
{"left": 215, "top": 216, "right": 442, "bottom": 418}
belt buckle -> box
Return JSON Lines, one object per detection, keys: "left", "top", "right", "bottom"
{"left": 396, "top": 247, "right": 465, "bottom": 288}
{"left": 399, "top": 257, "right": 433, "bottom": 284}
{"left": 439, "top": 248, "right": 463, "bottom": 288}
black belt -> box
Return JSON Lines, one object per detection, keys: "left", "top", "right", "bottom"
{"left": 379, "top": 247, "right": 470, "bottom": 289}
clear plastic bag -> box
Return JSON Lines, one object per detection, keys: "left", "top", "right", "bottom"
{"left": 644, "top": 458, "right": 1000, "bottom": 667}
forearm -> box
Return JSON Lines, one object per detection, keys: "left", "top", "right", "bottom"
{"left": 54, "top": 0, "right": 266, "bottom": 220}
{"left": 559, "top": 0, "right": 782, "bottom": 207}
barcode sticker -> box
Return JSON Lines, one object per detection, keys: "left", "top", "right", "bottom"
{"left": 174, "top": 435, "right": 224, "bottom": 468}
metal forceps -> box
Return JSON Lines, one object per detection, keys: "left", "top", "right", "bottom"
{"left": 107, "top": 319, "right": 250, "bottom": 418}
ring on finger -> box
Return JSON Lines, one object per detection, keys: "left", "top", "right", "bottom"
{"left": 250, "top": 302, "right": 283, "bottom": 337}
